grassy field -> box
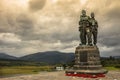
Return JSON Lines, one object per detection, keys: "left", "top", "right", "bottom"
{"left": 0, "top": 66, "right": 119, "bottom": 77}
{"left": 104, "top": 67, "right": 120, "bottom": 71}
{"left": 0, "top": 66, "right": 54, "bottom": 76}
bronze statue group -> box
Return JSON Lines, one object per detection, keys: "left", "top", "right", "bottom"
{"left": 79, "top": 10, "right": 98, "bottom": 46}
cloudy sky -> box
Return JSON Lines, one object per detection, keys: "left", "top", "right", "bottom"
{"left": 0, "top": 0, "right": 120, "bottom": 57}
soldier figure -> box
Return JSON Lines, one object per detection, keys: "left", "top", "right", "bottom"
{"left": 79, "top": 10, "right": 92, "bottom": 46}
{"left": 90, "top": 12, "right": 98, "bottom": 45}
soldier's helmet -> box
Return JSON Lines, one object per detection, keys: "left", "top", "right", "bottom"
{"left": 82, "top": 10, "right": 86, "bottom": 15}
{"left": 91, "top": 12, "right": 95, "bottom": 18}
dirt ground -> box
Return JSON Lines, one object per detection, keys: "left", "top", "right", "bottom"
{"left": 0, "top": 71, "right": 120, "bottom": 80}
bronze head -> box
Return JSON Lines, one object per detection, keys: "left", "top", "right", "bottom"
{"left": 82, "top": 10, "right": 86, "bottom": 16}
{"left": 91, "top": 12, "right": 95, "bottom": 18}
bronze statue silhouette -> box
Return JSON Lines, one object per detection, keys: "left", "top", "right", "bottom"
{"left": 79, "top": 10, "right": 98, "bottom": 46}
{"left": 90, "top": 12, "right": 98, "bottom": 45}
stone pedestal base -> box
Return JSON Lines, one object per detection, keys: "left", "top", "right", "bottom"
{"left": 65, "top": 46, "right": 108, "bottom": 78}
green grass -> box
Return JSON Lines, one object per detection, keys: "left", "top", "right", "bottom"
{"left": 0, "top": 66, "right": 54, "bottom": 76}
{"left": 0, "top": 66, "right": 119, "bottom": 76}
{"left": 104, "top": 67, "right": 120, "bottom": 71}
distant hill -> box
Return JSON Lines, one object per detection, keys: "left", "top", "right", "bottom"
{"left": 0, "top": 53, "right": 17, "bottom": 60}
{"left": 113, "top": 56, "right": 120, "bottom": 59}
{"left": 20, "top": 51, "right": 75, "bottom": 64}
{"left": 101, "top": 56, "right": 120, "bottom": 59}
{"left": 0, "top": 51, "right": 120, "bottom": 66}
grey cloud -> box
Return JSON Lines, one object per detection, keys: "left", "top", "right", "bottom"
{"left": 0, "top": 12, "right": 36, "bottom": 40}
{"left": 100, "top": 47, "right": 120, "bottom": 57}
{"left": 99, "top": 35, "right": 120, "bottom": 47}
{"left": 107, "top": 8, "right": 120, "bottom": 20}
{"left": 15, "top": 14, "right": 34, "bottom": 37}
{"left": 29, "top": 0, "right": 46, "bottom": 11}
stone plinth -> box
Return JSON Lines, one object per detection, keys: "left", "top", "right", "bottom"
{"left": 65, "top": 46, "right": 108, "bottom": 78}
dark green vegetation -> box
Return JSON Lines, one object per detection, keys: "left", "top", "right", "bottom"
{"left": 100, "top": 56, "right": 120, "bottom": 71}
{"left": 0, "top": 59, "right": 48, "bottom": 66}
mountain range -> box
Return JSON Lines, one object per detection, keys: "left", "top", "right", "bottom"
{"left": 0, "top": 51, "right": 120, "bottom": 64}
{"left": 0, "top": 53, "right": 17, "bottom": 60}
{"left": 0, "top": 51, "right": 75, "bottom": 64}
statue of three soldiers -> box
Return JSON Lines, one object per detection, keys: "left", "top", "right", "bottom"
{"left": 79, "top": 10, "right": 98, "bottom": 46}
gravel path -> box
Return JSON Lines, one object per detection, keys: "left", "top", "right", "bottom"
{"left": 0, "top": 71, "right": 120, "bottom": 80}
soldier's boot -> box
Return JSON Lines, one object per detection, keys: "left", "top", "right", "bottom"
{"left": 88, "top": 41, "right": 93, "bottom": 46}
{"left": 94, "top": 41, "right": 97, "bottom": 45}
